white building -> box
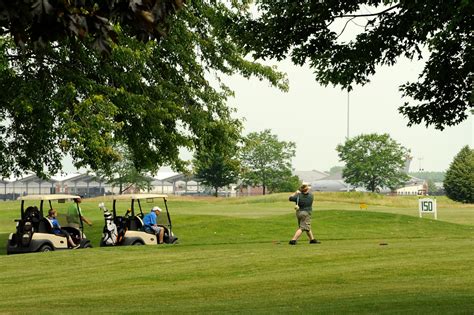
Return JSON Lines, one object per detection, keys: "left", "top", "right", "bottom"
{"left": 0, "top": 172, "right": 200, "bottom": 200}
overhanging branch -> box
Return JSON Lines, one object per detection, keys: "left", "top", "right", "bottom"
{"left": 338, "top": 4, "right": 400, "bottom": 18}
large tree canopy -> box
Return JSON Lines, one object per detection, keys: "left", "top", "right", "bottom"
{"left": 0, "top": 1, "right": 287, "bottom": 178}
{"left": 193, "top": 118, "right": 242, "bottom": 197}
{"left": 96, "top": 146, "right": 154, "bottom": 195}
{"left": 336, "top": 133, "right": 410, "bottom": 192}
{"left": 234, "top": 0, "right": 473, "bottom": 129}
{"left": 240, "top": 129, "right": 296, "bottom": 195}
{"left": 0, "top": 0, "right": 185, "bottom": 53}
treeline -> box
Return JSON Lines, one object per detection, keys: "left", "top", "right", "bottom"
{"left": 409, "top": 172, "right": 445, "bottom": 182}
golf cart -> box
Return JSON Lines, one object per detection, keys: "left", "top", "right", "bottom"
{"left": 100, "top": 193, "right": 178, "bottom": 246}
{"left": 7, "top": 194, "right": 93, "bottom": 254}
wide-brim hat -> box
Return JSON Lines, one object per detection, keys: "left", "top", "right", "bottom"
{"left": 300, "top": 184, "right": 311, "bottom": 192}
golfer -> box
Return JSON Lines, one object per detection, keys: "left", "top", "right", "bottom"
{"left": 66, "top": 196, "right": 92, "bottom": 229}
{"left": 143, "top": 206, "right": 165, "bottom": 244}
{"left": 288, "top": 184, "right": 320, "bottom": 245}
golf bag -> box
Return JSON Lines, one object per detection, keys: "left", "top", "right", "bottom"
{"left": 100, "top": 203, "right": 118, "bottom": 246}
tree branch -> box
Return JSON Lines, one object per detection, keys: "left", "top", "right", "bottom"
{"left": 336, "top": 17, "right": 356, "bottom": 39}
{"left": 120, "top": 183, "right": 134, "bottom": 194}
{"left": 339, "top": 4, "right": 400, "bottom": 18}
{"left": 334, "top": 5, "right": 399, "bottom": 39}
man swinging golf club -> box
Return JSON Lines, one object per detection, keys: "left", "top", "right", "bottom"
{"left": 143, "top": 206, "right": 164, "bottom": 244}
{"left": 289, "top": 184, "right": 321, "bottom": 245}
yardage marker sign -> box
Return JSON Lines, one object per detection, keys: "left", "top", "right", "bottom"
{"left": 418, "top": 198, "right": 437, "bottom": 220}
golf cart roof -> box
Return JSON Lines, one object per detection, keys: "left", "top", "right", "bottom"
{"left": 112, "top": 194, "right": 168, "bottom": 200}
{"left": 17, "top": 194, "right": 81, "bottom": 201}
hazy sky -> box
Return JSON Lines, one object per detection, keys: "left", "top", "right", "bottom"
{"left": 226, "top": 57, "right": 473, "bottom": 173}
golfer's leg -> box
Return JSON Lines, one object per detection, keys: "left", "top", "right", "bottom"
{"left": 158, "top": 228, "right": 164, "bottom": 244}
{"left": 306, "top": 230, "right": 315, "bottom": 240}
{"left": 291, "top": 229, "right": 303, "bottom": 241}
{"left": 62, "top": 230, "right": 77, "bottom": 247}
{"left": 68, "top": 236, "right": 77, "bottom": 247}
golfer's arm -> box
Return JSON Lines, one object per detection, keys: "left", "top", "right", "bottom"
{"left": 81, "top": 216, "right": 92, "bottom": 225}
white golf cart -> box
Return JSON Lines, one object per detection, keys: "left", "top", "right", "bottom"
{"left": 100, "top": 193, "right": 178, "bottom": 246}
{"left": 7, "top": 194, "right": 92, "bottom": 254}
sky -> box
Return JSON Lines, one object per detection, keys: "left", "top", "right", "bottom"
{"left": 225, "top": 57, "right": 473, "bottom": 173}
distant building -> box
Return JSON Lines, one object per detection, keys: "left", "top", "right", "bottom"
{"left": 311, "top": 171, "right": 427, "bottom": 194}
{"left": 0, "top": 171, "right": 197, "bottom": 200}
{"left": 294, "top": 170, "right": 328, "bottom": 184}
{"left": 394, "top": 176, "right": 427, "bottom": 195}
{"left": 395, "top": 184, "right": 426, "bottom": 195}
{"left": 310, "top": 171, "right": 351, "bottom": 192}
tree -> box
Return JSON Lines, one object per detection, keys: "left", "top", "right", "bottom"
{"left": 426, "top": 179, "right": 439, "bottom": 196}
{"left": 193, "top": 119, "right": 241, "bottom": 197}
{"left": 233, "top": 1, "right": 473, "bottom": 129}
{"left": 336, "top": 133, "right": 410, "bottom": 192}
{"left": 97, "top": 146, "right": 153, "bottom": 195}
{"left": 0, "top": 2, "right": 287, "bottom": 178}
{"left": 267, "top": 170, "right": 300, "bottom": 193}
{"left": 240, "top": 130, "right": 296, "bottom": 195}
{"left": 444, "top": 146, "right": 474, "bottom": 203}
{"left": 0, "top": 0, "right": 185, "bottom": 54}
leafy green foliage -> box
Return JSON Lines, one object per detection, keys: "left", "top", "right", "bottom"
{"left": 426, "top": 179, "right": 441, "bottom": 196}
{"left": 97, "top": 146, "right": 153, "bottom": 194}
{"left": 444, "top": 146, "right": 474, "bottom": 203}
{"left": 193, "top": 119, "right": 242, "bottom": 197}
{"left": 0, "top": 0, "right": 185, "bottom": 54}
{"left": 233, "top": 1, "right": 473, "bottom": 129}
{"left": 267, "top": 171, "right": 300, "bottom": 193}
{"left": 0, "top": 2, "right": 287, "bottom": 178}
{"left": 240, "top": 129, "right": 296, "bottom": 195}
{"left": 336, "top": 133, "right": 410, "bottom": 192}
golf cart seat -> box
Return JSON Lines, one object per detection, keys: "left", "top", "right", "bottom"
{"left": 38, "top": 217, "right": 54, "bottom": 233}
{"left": 62, "top": 226, "right": 81, "bottom": 239}
{"left": 129, "top": 216, "right": 144, "bottom": 231}
{"left": 24, "top": 206, "right": 41, "bottom": 230}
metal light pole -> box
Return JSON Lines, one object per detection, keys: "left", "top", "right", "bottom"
{"left": 346, "top": 89, "right": 350, "bottom": 192}
{"left": 346, "top": 90, "right": 350, "bottom": 140}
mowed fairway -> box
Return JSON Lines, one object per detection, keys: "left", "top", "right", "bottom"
{"left": 0, "top": 193, "right": 473, "bottom": 314}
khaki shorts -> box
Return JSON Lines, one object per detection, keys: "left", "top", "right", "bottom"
{"left": 296, "top": 211, "right": 312, "bottom": 231}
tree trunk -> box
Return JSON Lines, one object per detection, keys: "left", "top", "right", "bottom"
{"left": 369, "top": 178, "right": 376, "bottom": 192}
{"left": 214, "top": 187, "right": 218, "bottom": 197}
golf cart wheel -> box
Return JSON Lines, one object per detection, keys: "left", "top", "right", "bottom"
{"left": 132, "top": 241, "right": 144, "bottom": 246}
{"left": 39, "top": 245, "right": 53, "bottom": 252}
{"left": 82, "top": 243, "right": 93, "bottom": 249}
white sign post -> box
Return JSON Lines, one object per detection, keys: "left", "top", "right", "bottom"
{"left": 418, "top": 198, "right": 437, "bottom": 220}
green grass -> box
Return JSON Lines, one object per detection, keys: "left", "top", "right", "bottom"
{"left": 0, "top": 193, "right": 473, "bottom": 314}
